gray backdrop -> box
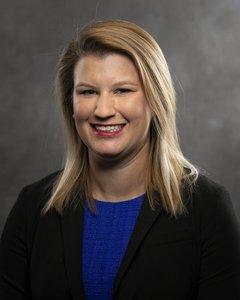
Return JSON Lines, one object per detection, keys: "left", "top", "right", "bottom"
{"left": 1, "top": 0, "right": 240, "bottom": 235}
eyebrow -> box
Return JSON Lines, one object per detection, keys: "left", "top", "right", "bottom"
{"left": 74, "top": 81, "right": 139, "bottom": 88}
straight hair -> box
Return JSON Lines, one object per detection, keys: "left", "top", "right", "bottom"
{"left": 41, "top": 19, "right": 199, "bottom": 218}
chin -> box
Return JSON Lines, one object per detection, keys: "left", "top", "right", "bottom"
{"left": 92, "top": 148, "right": 124, "bottom": 159}
{"left": 99, "top": 151, "right": 122, "bottom": 158}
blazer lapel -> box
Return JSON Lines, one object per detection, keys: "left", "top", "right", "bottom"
{"left": 60, "top": 199, "right": 85, "bottom": 299}
{"left": 111, "top": 192, "right": 163, "bottom": 298}
{"left": 60, "top": 192, "right": 163, "bottom": 300}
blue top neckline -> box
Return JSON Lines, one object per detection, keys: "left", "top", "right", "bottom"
{"left": 93, "top": 192, "right": 146, "bottom": 205}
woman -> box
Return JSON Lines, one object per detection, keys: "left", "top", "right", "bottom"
{"left": 0, "top": 19, "right": 240, "bottom": 300}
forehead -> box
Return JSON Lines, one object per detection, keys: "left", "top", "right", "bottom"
{"left": 73, "top": 53, "right": 141, "bottom": 84}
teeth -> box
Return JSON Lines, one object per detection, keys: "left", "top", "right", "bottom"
{"left": 94, "top": 125, "right": 123, "bottom": 132}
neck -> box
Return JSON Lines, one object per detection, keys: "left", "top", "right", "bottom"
{"left": 88, "top": 142, "right": 150, "bottom": 202}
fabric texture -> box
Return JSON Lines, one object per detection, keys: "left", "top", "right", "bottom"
{"left": 82, "top": 195, "right": 144, "bottom": 300}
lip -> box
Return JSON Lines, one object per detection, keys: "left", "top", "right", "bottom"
{"left": 90, "top": 123, "right": 126, "bottom": 126}
{"left": 91, "top": 124, "right": 126, "bottom": 137}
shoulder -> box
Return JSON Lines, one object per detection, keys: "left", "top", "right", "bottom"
{"left": 186, "top": 171, "right": 236, "bottom": 224}
{"left": 187, "top": 172, "right": 240, "bottom": 244}
{"left": 22, "top": 169, "right": 63, "bottom": 197}
{"left": 13, "top": 169, "right": 63, "bottom": 213}
{"left": 190, "top": 172, "right": 232, "bottom": 214}
{"left": 1, "top": 169, "right": 63, "bottom": 248}
{"left": 192, "top": 171, "right": 229, "bottom": 197}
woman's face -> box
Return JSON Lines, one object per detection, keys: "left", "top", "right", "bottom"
{"left": 72, "top": 53, "right": 152, "bottom": 161}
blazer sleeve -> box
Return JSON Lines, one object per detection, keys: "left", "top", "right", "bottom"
{"left": 196, "top": 185, "right": 240, "bottom": 299}
{"left": 0, "top": 186, "right": 31, "bottom": 300}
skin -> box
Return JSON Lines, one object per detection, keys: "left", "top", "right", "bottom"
{"left": 72, "top": 53, "right": 152, "bottom": 202}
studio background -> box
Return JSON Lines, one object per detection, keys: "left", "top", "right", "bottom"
{"left": 1, "top": 0, "right": 240, "bottom": 235}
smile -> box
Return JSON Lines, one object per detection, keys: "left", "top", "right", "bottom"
{"left": 94, "top": 124, "right": 123, "bottom": 132}
{"left": 91, "top": 124, "right": 126, "bottom": 137}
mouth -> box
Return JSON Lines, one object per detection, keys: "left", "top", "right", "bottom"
{"left": 90, "top": 123, "right": 126, "bottom": 127}
{"left": 90, "top": 123, "right": 126, "bottom": 130}
{"left": 90, "top": 123, "right": 126, "bottom": 137}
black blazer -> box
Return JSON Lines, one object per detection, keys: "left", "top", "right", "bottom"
{"left": 0, "top": 170, "right": 240, "bottom": 300}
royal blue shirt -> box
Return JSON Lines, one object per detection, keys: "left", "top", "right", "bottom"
{"left": 82, "top": 193, "right": 145, "bottom": 300}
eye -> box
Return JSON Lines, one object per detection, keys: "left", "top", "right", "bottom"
{"left": 77, "top": 89, "right": 96, "bottom": 95}
{"left": 115, "top": 88, "right": 131, "bottom": 94}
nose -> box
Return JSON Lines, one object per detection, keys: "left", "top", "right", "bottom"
{"left": 93, "top": 91, "right": 116, "bottom": 118}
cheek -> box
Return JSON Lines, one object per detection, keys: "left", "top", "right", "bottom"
{"left": 121, "top": 98, "right": 151, "bottom": 120}
{"left": 73, "top": 100, "right": 92, "bottom": 120}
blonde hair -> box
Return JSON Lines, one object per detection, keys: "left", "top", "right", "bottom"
{"left": 41, "top": 19, "right": 199, "bottom": 218}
